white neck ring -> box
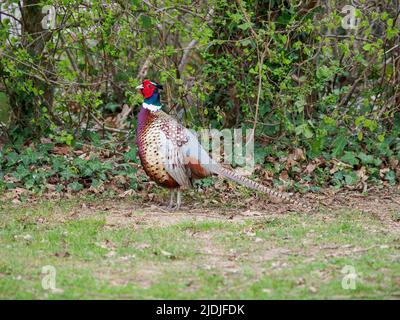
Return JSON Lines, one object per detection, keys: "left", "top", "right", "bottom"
{"left": 143, "top": 102, "right": 162, "bottom": 112}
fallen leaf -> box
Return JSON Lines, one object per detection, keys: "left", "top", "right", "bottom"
{"left": 55, "top": 251, "right": 70, "bottom": 258}
{"left": 105, "top": 251, "right": 116, "bottom": 258}
{"left": 309, "top": 286, "right": 318, "bottom": 293}
{"left": 161, "top": 250, "right": 172, "bottom": 257}
{"left": 52, "top": 145, "right": 71, "bottom": 155}
{"left": 304, "top": 163, "right": 317, "bottom": 174}
{"left": 279, "top": 170, "right": 289, "bottom": 181}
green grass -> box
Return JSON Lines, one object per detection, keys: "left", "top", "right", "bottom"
{"left": 0, "top": 199, "right": 399, "bottom": 299}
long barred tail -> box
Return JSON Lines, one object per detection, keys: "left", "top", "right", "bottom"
{"left": 212, "top": 165, "right": 314, "bottom": 211}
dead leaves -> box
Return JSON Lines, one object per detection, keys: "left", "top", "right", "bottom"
{"left": 279, "top": 170, "right": 289, "bottom": 182}
{"left": 2, "top": 187, "right": 28, "bottom": 205}
{"left": 286, "top": 148, "right": 306, "bottom": 167}
{"left": 54, "top": 251, "right": 71, "bottom": 258}
{"left": 304, "top": 162, "right": 318, "bottom": 175}
{"left": 52, "top": 145, "right": 71, "bottom": 156}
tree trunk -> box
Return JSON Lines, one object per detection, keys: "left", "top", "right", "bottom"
{"left": 8, "top": 0, "right": 55, "bottom": 133}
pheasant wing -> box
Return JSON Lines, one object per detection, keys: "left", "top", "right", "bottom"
{"left": 159, "top": 115, "right": 215, "bottom": 186}
{"left": 159, "top": 122, "right": 192, "bottom": 188}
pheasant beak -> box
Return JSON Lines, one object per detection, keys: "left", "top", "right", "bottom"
{"left": 135, "top": 84, "right": 144, "bottom": 90}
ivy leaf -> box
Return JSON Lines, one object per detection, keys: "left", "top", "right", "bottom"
{"left": 104, "top": 102, "right": 119, "bottom": 112}
{"left": 385, "top": 170, "right": 396, "bottom": 185}
{"left": 341, "top": 152, "right": 359, "bottom": 166}
{"left": 332, "top": 135, "right": 347, "bottom": 157}
{"left": 344, "top": 172, "right": 359, "bottom": 185}
{"left": 6, "top": 152, "right": 19, "bottom": 166}
{"left": 358, "top": 152, "right": 374, "bottom": 165}
{"left": 124, "top": 148, "right": 137, "bottom": 162}
{"left": 68, "top": 181, "right": 83, "bottom": 191}
{"left": 238, "top": 22, "right": 253, "bottom": 30}
{"left": 295, "top": 124, "right": 313, "bottom": 139}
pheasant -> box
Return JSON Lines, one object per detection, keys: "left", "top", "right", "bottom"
{"left": 135, "top": 79, "right": 312, "bottom": 211}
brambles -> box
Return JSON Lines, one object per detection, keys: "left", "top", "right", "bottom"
{"left": 0, "top": 1, "right": 399, "bottom": 194}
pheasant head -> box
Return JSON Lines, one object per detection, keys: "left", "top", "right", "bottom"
{"left": 136, "top": 80, "right": 164, "bottom": 111}
{"left": 136, "top": 79, "right": 163, "bottom": 98}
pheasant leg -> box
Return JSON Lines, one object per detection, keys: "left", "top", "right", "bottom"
{"left": 176, "top": 190, "right": 182, "bottom": 210}
{"left": 167, "top": 190, "right": 176, "bottom": 210}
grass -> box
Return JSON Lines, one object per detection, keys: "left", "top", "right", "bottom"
{"left": 0, "top": 198, "right": 399, "bottom": 299}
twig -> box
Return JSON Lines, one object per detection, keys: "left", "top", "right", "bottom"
{"left": 90, "top": 112, "right": 129, "bottom": 134}
{"left": 236, "top": 0, "right": 269, "bottom": 135}
{"left": 178, "top": 39, "right": 198, "bottom": 76}
{"left": 138, "top": 55, "right": 153, "bottom": 81}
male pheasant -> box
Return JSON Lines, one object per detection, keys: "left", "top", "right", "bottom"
{"left": 135, "top": 79, "right": 312, "bottom": 210}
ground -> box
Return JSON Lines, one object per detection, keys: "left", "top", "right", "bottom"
{"left": 0, "top": 186, "right": 399, "bottom": 299}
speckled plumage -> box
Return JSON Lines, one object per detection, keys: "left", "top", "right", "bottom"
{"left": 137, "top": 109, "right": 179, "bottom": 188}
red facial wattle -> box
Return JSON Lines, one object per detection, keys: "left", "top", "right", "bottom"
{"left": 141, "top": 80, "right": 155, "bottom": 99}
